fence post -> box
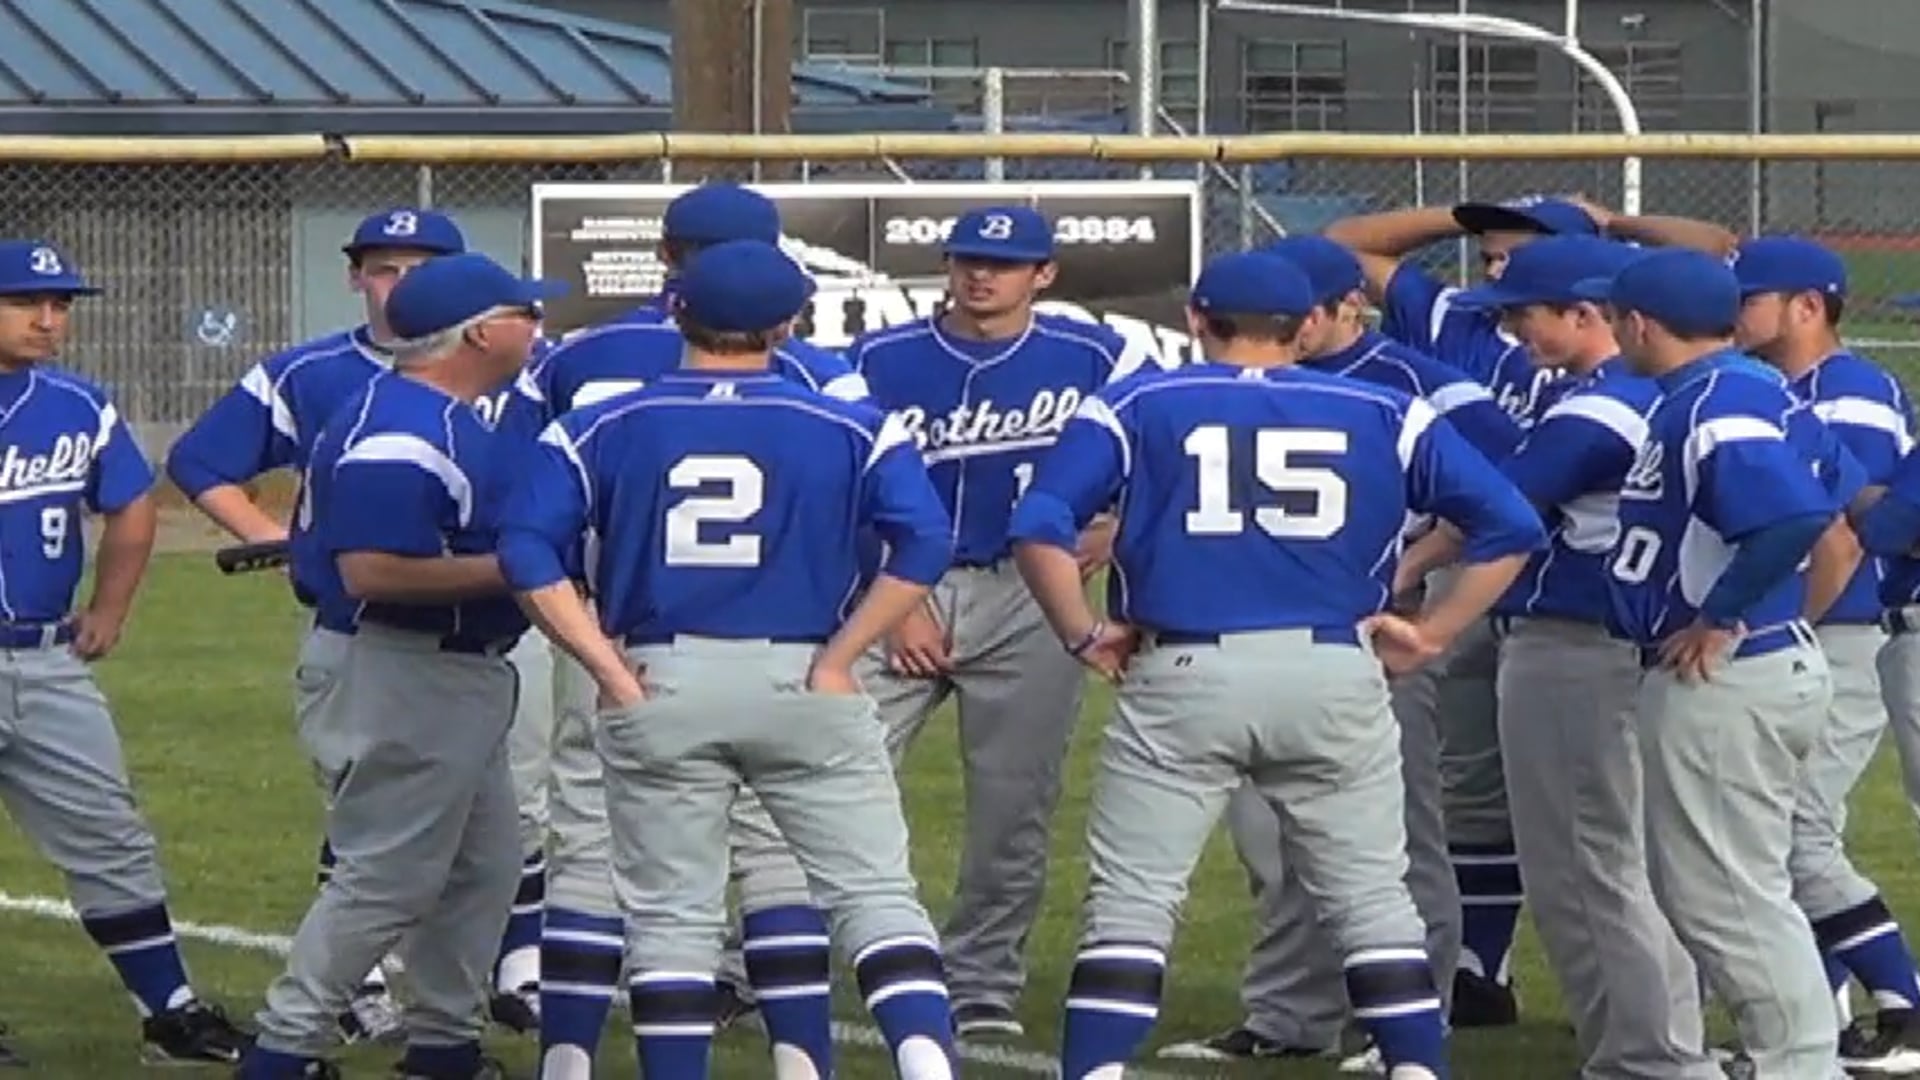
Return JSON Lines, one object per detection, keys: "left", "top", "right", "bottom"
{"left": 983, "top": 66, "right": 1007, "bottom": 183}
{"left": 1238, "top": 162, "right": 1255, "bottom": 251}
{"left": 416, "top": 164, "right": 434, "bottom": 208}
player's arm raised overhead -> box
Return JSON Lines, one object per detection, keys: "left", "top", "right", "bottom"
{"left": 77, "top": 388, "right": 160, "bottom": 658}
{"left": 325, "top": 425, "right": 508, "bottom": 603}
{"left": 164, "top": 359, "right": 300, "bottom": 544}
{"left": 1562, "top": 196, "right": 1740, "bottom": 257}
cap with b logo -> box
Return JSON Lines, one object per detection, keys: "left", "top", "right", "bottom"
{"left": 1729, "top": 235, "right": 1848, "bottom": 299}
{"left": 384, "top": 253, "right": 564, "bottom": 340}
{"left": 1189, "top": 251, "right": 1315, "bottom": 318}
{"left": 943, "top": 206, "right": 1054, "bottom": 263}
{"left": 1572, "top": 248, "right": 1741, "bottom": 337}
{"left": 1451, "top": 235, "right": 1641, "bottom": 310}
{"left": 1260, "top": 235, "right": 1364, "bottom": 306}
{"left": 676, "top": 240, "right": 815, "bottom": 334}
{"left": 0, "top": 241, "right": 99, "bottom": 296}
{"left": 664, "top": 184, "right": 782, "bottom": 246}
{"left": 342, "top": 207, "right": 467, "bottom": 258}
{"left": 1452, "top": 195, "right": 1601, "bottom": 238}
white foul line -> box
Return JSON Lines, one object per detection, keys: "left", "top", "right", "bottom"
{"left": 0, "top": 891, "right": 1205, "bottom": 1079}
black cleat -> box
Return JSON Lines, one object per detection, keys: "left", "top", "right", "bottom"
{"left": 339, "top": 983, "right": 405, "bottom": 1045}
{"left": 391, "top": 1055, "right": 512, "bottom": 1079}
{"left": 487, "top": 985, "right": 539, "bottom": 1036}
{"left": 715, "top": 980, "right": 760, "bottom": 1032}
{"left": 953, "top": 1003, "right": 1024, "bottom": 1039}
{"left": 1449, "top": 970, "right": 1519, "bottom": 1028}
{"left": 0, "top": 1021, "right": 24, "bottom": 1068}
{"left": 1839, "top": 1008, "right": 1920, "bottom": 1075}
{"left": 143, "top": 1000, "right": 249, "bottom": 1065}
{"left": 1156, "top": 1026, "right": 1334, "bottom": 1061}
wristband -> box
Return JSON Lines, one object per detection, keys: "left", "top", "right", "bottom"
{"left": 1066, "top": 621, "right": 1106, "bottom": 658}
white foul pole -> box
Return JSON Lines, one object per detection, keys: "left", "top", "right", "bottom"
{"left": 1216, "top": 0, "right": 1643, "bottom": 214}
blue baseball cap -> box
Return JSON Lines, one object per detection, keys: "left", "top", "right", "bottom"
{"left": 1730, "top": 235, "right": 1848, "bottom": 299}
{"left": 1452, "top": 236, "right": 1640, "bottom": 310}
{"left": 384, "top": 253, "right": 564, "bottom": 340}
{"left": 676, "top": 240, "right": 814, "bottom": 333}
{"left": 0, "top": 241, "right": 97, "bottom": 296}
{"left": 944, "top": 206, "right": 1054, "bottom": 263}
{"left": 1453, "top": 196, "right": 1601, "bottom": 238}
{"left": 664, "top": 184, "right": 782, "bottom": 246}
{"left": 1260, "top": 235, "right": 1364, "bottom": 305}
{"left": 342, "top": 208, "right": 466, "bottom": 258}
{"left": 1572, "top": 248, "right": 1741, "bottom": 337}
{"left": 1189, "top": 251, "right": 1315, "bottom": 318}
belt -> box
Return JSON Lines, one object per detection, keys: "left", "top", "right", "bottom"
{"left": 351, "top": 619, "right": 516, "bottom": 657}
{"left": 622, "top": 633, "right": 826, "bottom": 647}
{"left": 1149, "top": 626, "right": 1362, "bottom": 648}
{"left": 1882, "top": 606, "right": 1920, "bottom": 636}
{"left": 1638, "top": 619, "right": 1817, "bottom": 669}
{"left": 951, "top": 558, "right": 1009, "bottom": 571}
{"left": 0, "top": 622, "right": 72, "bottom": 650}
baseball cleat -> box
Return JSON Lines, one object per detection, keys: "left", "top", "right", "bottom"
{"left": 390, "top": 1055, "right": 511, "bottom": 1079}
{"left": 715, "top": 980, "right": 761, "bottom": 1032}
{"left": 1155, "top": 1026, "right": 1334, "bottom": 1061}
{"left": 1449, "top": 969, "right": 1519, "bottom": 1028}
{"left": 952, "top": 1003, "right": 1025, "bottom": 1039}
{"left": 142, "top": 1000, "right": 249, "bottom": 1065}
{"left": 488, "top": 983, "right": 540, "bottom": 1035}
{"left": 0, "top": 1021, "right": 24, "bottom": 1068}
{"left": 1338, "top": 1040, "right": 1386, "bottom": 1075}
{"left": 339, "top": 984, "right": 405, "bottom": 1045}
{"left": 1840, "top": 1009, "right": 1920, "bottom": 1075}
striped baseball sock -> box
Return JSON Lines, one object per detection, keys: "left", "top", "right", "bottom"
{"left": 540, "top": 907, "right": 624, "bottom": 1069}
{"left": 81, "top": 903, "right": 195, "bottom": 1017}
{"left": 495, "top": 850, "right": 547, "bottom": 993}
{"left": 854, "top": 935, "right": 954, "bottom": 1080}
{"left": 743, "top": 905, "right": 833, "bottom": 1078}
{"left": 1346, "top": 946, "right": 1449, "bottom": 1077}
{"left": 1059, "top": 942, "right": 1164, "bottom": 1080}
{"left": 1814, "top": 895, "right": 1920, "bottom": 1010}
{"left": 630, "top": 971, "right": 717, "bottom": 1078}
{"left": 1451, "top": 841, "right": 1522, "bottom": 984}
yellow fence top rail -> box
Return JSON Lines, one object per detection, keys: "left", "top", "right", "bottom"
{"left": 7, "top": 132, "right": 1920, "bottom": 164}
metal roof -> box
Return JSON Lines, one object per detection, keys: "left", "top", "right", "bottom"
{"left": 0, "top": 0, "right": 945, "bottom": 135}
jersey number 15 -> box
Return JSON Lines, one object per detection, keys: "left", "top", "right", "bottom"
{"left": 1183, "top": 425, "right": 1348, "bottom": 539}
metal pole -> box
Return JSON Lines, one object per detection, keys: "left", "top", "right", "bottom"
{"left": 1456, "top": 0, "right": 1469, "bottom": 283}
{"left": 415, "top": 164, "right": 433, "bottom": 208}
{"left": 751, "top": 0, "right": 765, "bottom": 182}
{"left": 1129, "top": 0, "right": 1158, "bottom": 178}
{"left": 1195, "top": 0, "right": 1211, "bottom": 186}
{"left": 1748, "top": 0, "right": 1764, "bottom": 235}
{"left": 1564, "top": 0, "right": 1578, "bottom": 41}
{"left": 983, "top": 66, "right": 1007, "bottom": 182}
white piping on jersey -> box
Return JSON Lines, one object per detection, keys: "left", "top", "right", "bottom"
{"left": 1814, "top": 396, "right": 1914, "bottom": 455}
{"left": 573, "top": 379, "right": 648, "bottom": 410}
{"left": 1681, "top": 415, "right": 1783, "bottom": 506}
{"left": 1073, "top": 397, "right": 1130, "bottom": 477}
{"left": 240, "top": 335, "right": 382, "bottom": 443}
{"left": 338, "top": 432, "right": 475, "bottom": 529}
{"left": 1543, "top": 390, "right": 1650, "bottom": 447}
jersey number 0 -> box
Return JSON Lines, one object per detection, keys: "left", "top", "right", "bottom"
{"left": 664, "top": 455, "right": 763, "bottom": 567}
{"left": 1182, "top": 425, "right": 1349, "bottom": 539}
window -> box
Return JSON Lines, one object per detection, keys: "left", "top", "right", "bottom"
{"left": 1427, "top": 43, "right": 1539, "bottom": 133}
{"left": 883, "top": 37, "right": 981, "bottom": 107}
{"left": 1242, "top": 39, "right": 1346, "bottom": 132}
{"left": 801, "top": 6, "right": 883, "bottom": 63}
{"left": 1576, "top": 42, "right": 1682, "bottom": 130}
{"left": 1106, "top": 38, "right": 1201, "bottom": 131}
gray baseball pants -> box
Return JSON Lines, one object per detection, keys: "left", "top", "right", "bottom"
{"left": 1640, "top": 636, "right": 1838, "bottom": 1080}
{"left": 1084, "top": 629, "right": 1429, "bottom": 979}
{"left": 1438, "top": 618, "right": 1511, "bottom": 852}
{"left": 599, "top": 637, "right": 937, "bottom": 972}
{"left": 1876, "top": 611, "right": 1920, "bottom": 837}
{"left": 1221, "top": 644, "right": 1459, "bottom": 1048}
{"left": 506, "top": 633, "right": 560, "bottom": 858}
{"left": 254, "top": 625, "right": 523, "bottom": 1056}
{"left": 1791, "top": 624, "right": 1893, "bottom": 921}
{"left": 0, "top": 634, "right": 171, "bottom": 917}
{"left": 1495, "top": 616, "right": 1714, "bottom": 1079}
{"left": 857, "top": 561, "right": 1086, "bottom": 1012}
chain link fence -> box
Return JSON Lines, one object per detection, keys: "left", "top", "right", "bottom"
{"left": 6, "top": 140, "right": 1920, "bottom": 455}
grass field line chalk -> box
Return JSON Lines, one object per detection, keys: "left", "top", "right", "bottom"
{"left": 0, "top": 890, "right": 1202, "bottom": 1079}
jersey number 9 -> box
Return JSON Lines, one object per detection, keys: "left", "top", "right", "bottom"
{"left": 664, "top": 455, "right": 764, "bottom": 568}
{"left": 1182, "top": 425, "right": 1348, "bottom": 540}
{"left": 40, "top": 506, "right": 67, "bottom": 559}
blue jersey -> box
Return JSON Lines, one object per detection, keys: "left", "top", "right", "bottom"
{"left": 299, "top": 372, "right": 527, "bottom": 647}
{"left": 1867, "top": 449, "right": 1920, "bottom": 606}
{"left": 1492, "top": 360, "right": 1660, "bottom": 623}
{"left": 523, "top": 312, "right": 869, "bottom": 424}
{"left": 1608, "top": 352, "right": 1852, "bottom": 648}
{"left": 497, "top": 371, "right": 952, "bottom": 642}
{"left": 0, "top": 366, "right": 153, "bottom": 623}
{"left": 1785, "top": 351, "right": 1915, "bottom": 623}
{"left": 1301, "top": 330, "right": 1523, "bottom": 462}
{"left": 1380, "top": 263, "right": 1560, "bottom": 426}
{"left": 1007, "top": 362, "right": 1544, "bottom": 635}
{"left": 851, "top": 312, "right": 1164, "bottom": 566}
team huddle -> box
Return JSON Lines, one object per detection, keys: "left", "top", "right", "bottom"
{"left": 0, "top": 179, "right": 1913, "bottom": 1080}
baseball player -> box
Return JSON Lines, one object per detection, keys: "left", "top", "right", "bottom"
{"left": 497, "top": 239, "right": 959, "bottom": 1079}
{"left": 1323, "top": 194, "right": 1740, "bottom": 1025}
{"left": 1006, "top": 249, "right": 1544, "bottom": 1080}
{"left": 238, "top": 252, "right": 556, "bottom": 1080}
{"left": 1592, "top": 247, "right": 1848, "bottom": 1079}
{"left": 846, "top": 203, "right": 1164, "bottom": 1037}
{"left": 1401, "top": 235, "right": 1719, "bottom": 1077}
{"left": 1732, "top": 235, "right": 1920, "bottom": 1072}
{"left": 166, "top": 207, "right": 552, "bottom": 1040}
{"left": 1160, "top": 233, "right": 1521, "bottom": 1064}
{"left": 520, "top": 183, "right": 867, "bottom": 1076}
{"left": 0, "top": 239, "right": 249, "bottom": 1065}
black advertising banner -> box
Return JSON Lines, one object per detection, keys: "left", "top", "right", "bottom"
{"left": 529, "top": 181, "right": 1203, "bottom": 361}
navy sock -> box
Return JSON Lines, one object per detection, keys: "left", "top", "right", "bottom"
{"left": 1346, "top": 945, "right": 1449, "bottom": 1077}
{"left": 1059, "top": 942, "right": 1164, "bottom": 1080}
{"left": 81, "top": 903, "right": 194, "bottom": 1017}
{"left": 743, "top": 905, "right": 833, "bottom": 1077}
{"left": 236, "top": 1045, "right": 324, "bottom": 1079}
{"left": 1451, "top": 841, "right": 1522, "bottom": 985}
{"left": 1814, "top": 896, "right": 1920, "bottom": 1011}
{"left": 399, "top": 1040, "right": 481, "bottom": 1079}
{"left": 853, "top": 935, "right": 954, "bottom": 1077}
{"left": 494, "top": 850, "right": 546, "bottom": 991}
{"left": 540, "top": 908, "right": 624, "bottom": 1069}
{"left": 631, "top": 971, "right": 716, "bottom": 1078}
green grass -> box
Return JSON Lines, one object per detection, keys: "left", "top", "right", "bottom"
{"left": 5, "top": 553, "right": 1920, "bottom": 1076}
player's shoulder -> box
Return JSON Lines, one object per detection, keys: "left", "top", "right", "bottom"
{"left": 548, "top": 317, "right": 680, "bottom": 362}
{"left": 257, "top": 328, "right": 367, "bottom": 378}
{"left": 773, "top": 336, "right": 855, "bottom": 377}
{"left": 1811, "top": 349, "right": 1903, "bottom": 399}
{"left": 847, "top": 317, "right": 938, "bottom": 361}
{"left": 1031, "top": 311, "right": 1127, "bottom": 357}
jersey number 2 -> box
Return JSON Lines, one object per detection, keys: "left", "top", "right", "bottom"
{"left": 1183, "top": 425, "right": 1348, "bottom": 539}
{"left": 664, "top": 456, "right": 763, "bottom": 568}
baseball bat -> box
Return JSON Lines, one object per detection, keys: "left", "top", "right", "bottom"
{"left": 215, "top": 540, "right": 291, "bottom": 575}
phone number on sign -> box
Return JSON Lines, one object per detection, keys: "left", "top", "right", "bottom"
{"left": 881, "top": 215, "right": 1159, "bottom": 246}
